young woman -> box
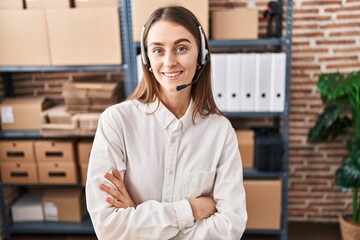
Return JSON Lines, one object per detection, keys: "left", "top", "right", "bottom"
{"left": 86, "top": 6, "right": 247, "bottom": 239}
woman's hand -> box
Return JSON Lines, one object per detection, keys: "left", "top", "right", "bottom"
{"left": 99, "top": 169, "right": 136, "bottom": 209}
{"left": 189, "top": 196, "right": 217, "bottom": 221}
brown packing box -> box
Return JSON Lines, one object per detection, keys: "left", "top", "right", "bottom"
{"left": 73, "top": 113, "right": 100, "bottom": 131}
{"left": 42, "top": 105, "right": 73, "bottom": 124}
{"left": 25, "top": 0, "right": 71, "bottom": 9}
{"left": 77, "top": 141, "right": 92, "bottom": 164}
{"left": 46, "top": 8, "right": 122, "bottom": 65}
{"left": 211, "top": 10, "right": 258, "bottom": 40}
{"left": 0, "top": 10, "right": 51, "bottom": 66}
{"left": 131, "top": 0, "right": 209, "bottom": 41}
{"left": 37, "top": 161, "right": 79, "bottom": 184}
{"left": 0, "top": 97, "right": 53, "bottom": 130}
{"left": 35, "top": 141, "right": 76, "bottom": 162}
{"left": 244, "top": 180, "right": 282, "bottom": 230}
{"left": 80, "top": 163, "right": 88, "bottom": 186}
{"left": 0, "top": 0, "right": 23, "bottom": 9}
{"left": 1, "top": 162, "right": 39, "bottom": 184}
{"left": 236, "top": 130, "right": 254, "bottom": 168}
{"left": 0, "top": 141, "right": 35, "bottom": 162}
{"left": 42, "top": 188, "right": 87, "bottom": 222}
{"left": 74, "top": 0, "right": 118, "bottom": 8}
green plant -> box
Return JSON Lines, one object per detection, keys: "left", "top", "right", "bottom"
{"left": 308, "top": 71, "right": 360, "bottom": 224}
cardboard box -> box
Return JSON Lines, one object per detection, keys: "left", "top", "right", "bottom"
{"left": 42, "top": 105, "right": 73, "bottom": 124}
{"left": 211, "top": 10, "right": 258, "bottom": 40}
{"left": 0, "top": 141, "right": 35, "bottom": 162}
{"left": 77, "top": 141, "right": 92, "bottom": 164}
{"left": 1, "top": 162, "right": 39, "bottom": 184}
{"left": 37, "top": 161, "right": 79, "bottom": 184}
{"left": 0, "top": 97, "right": 53, "bottom": 131}
{"left": 80, "top": 163, "right": 88, "bottom": 186}
{"left": 74, "top": 0, "right": 118, "bottom": 8}
{"left": 244, "top": 180, "right": 282, "bottom": 230}
{"left": 43, "top": 188, "right": 86, "bottom": 222}
{"left": 46, "top": 8, "right": 122, "bottom": 65}
{"left": 0, "top": 0, "right": 23, "bottom": 9}
{"left": 25, "top": 0, "right": 71, "bottom": 9}
{"left": 131, "top": 0, "right": 209, "bottom": 41}
{"left": 11, "top": 193, "right": 44, "bottom": 222}
{"left": 0, "top": 10, "right": 51, "bottom": 66}
{"left": 236, "top": 130, "right": 254, "bottom": 168}
{"left": 35, "top": 141, "right": 76, "bottom": 162}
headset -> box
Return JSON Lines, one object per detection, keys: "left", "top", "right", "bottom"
{"left": 140, "top": 20, "right": 210, "bottom": 91}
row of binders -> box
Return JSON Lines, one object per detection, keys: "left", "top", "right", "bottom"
{"left": 137, "top": 53, "right": 286, "bottom": 112}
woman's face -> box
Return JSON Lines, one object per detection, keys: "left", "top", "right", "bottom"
{"left": 146, "top": 20, "right": 199, "bottom": 95}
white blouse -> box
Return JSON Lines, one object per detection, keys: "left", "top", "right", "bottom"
{"left": 86, "top": 99, "right": 247, "bottom": 240}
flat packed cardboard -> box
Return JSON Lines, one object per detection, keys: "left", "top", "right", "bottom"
{"left": 0, "top": 97, "right": 53, "bottom": 130}
{"left": 0, "top": 141, "right": 35, "bottom": 162}
{"left": 37, "top": 161, "right": 78, "bottom": 184}
{"left": 80, "top": 163, "right": 88, "bottom": 186}
{"left": 244, "top": 180, "right": 282, "bottom": 230}
{"left": 74, "top": 0, "right": 118, "bottom": 8}
{"left": 211, "top": 10, "right": 258, "bottom": 40}
{"left": 0, "top": 10, "right": 51, "bottom": 66}
{"left": 47, "top": 8, "right": 122, "bottom": 65}
{"left": 11, "top": 193, "right": 44, "bottom": 222}
{"left": 77, "top": 141, "right": 92, "bottom": 164}
{"left": 42, "top": 105, "right": 73, "bottom": 124}
{"left": 73, "top": 113, "right": 100, "bottom": 132}
{"left": 1, "top": 162, "right": 39, "bottom": 184}
{"left": 42, "top": 188, "right": 86, "bottom": 222}
{"left": 35, "top": 141, "right": 76, "bottom": 162}
{"left": 131, "top": 0, "right": 209, "bottom": 41}
{"left": 25, "top": 0, "right": 71, "bottom": 9}
{"left": 236, "top": 130, "right": 254, "bottom": 168}
{"left": 0, "top": 0, "right": 23, "bottom": 9}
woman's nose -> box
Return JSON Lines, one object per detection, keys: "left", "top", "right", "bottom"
{"left": 163, "top": 52, "right": 177, "bottom": 67}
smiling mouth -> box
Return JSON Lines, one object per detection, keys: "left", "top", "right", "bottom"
{"left": 162, "top": 71, "right": 182, "bottom": 78}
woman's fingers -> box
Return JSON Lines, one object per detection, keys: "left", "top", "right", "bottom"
{"left": 100, "top": 169, "right": 136, "bottom": 208}
{"left": 104, "top": 171, "right": 125, "bottom": 193}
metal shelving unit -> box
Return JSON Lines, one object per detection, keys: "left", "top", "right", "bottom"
{"left": 131, "top": 0, "right": 293, "bottom": 239}
{"left": 0, "top": 0, "right": 293, "bottom": 239}
{"left": 0, "top": 0, "right": 132, "bottom": 239}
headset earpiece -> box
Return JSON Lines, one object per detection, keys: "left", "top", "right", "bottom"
{"left": 140, "top": 25, "right": 148, "bottom": 67}
{"left": 198, "top": 26, "right": 209, "bottom": 66}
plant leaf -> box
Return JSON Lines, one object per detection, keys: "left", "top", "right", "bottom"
{"left": 308, "top": 104, "right": 351, "bottom": 142}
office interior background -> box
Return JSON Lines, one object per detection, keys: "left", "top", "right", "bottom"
{"left": 0, "top": 0, "right": 359, "bottom": 239}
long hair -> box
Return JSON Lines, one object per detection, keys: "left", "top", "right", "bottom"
{"left": 128, "top": 6, "right": 222, "bottom": 121}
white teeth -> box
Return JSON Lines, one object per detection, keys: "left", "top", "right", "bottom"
{"left": 164, "top": 72, "right": 181, "bottom": 77}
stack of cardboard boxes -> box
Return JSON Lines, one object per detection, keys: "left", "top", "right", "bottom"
{"left": 0, "top": 140, "right": 91, "bottom": 185}
{"left": 0, "top": 0, "right": 121, "bottom": 66}
{"left": 62, "top": 81, "right": 123, "bottom": 113}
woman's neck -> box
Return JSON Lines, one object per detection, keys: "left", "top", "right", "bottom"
{"left": 160, "top": 91, "right": 191, "bottom": 119}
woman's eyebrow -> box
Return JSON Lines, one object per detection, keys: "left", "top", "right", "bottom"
{"left": 149, "top": 38, "right": 191, "bottom": 47}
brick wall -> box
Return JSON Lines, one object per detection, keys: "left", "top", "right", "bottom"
{"left": 2, "top": 0, "right": 359, "bottom": 223}
{"left": 289, "top": 0, "right": 360, "bottom": 221}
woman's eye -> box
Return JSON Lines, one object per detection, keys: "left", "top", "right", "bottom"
{"left": 177, "top": 46, "right": 187, "bottom": 52}
{"left": 153, "top": 48, "right": 163, "bottom": 54}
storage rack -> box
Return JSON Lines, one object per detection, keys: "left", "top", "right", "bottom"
{"left": 130, "top": 0, "right": 293, "bottom": 240}
{"left": 0, "top": 0, "right": 133, "bottom": 239}
{"left": 0, "top": 0, "right": 293, "bottom": 239}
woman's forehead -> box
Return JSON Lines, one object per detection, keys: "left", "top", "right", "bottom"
{"left": 147, "top": 21, "right": 195, "bottom": 43}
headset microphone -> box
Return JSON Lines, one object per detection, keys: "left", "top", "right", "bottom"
{"left": 176, "top": 56, "right": 209, "bottom": 91}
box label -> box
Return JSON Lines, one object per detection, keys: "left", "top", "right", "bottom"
{"left": 44, "top": 202, "right": 58, "bottom": 221}
{"left": 1, "top": 106, "right": 14, "bottom": 123}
